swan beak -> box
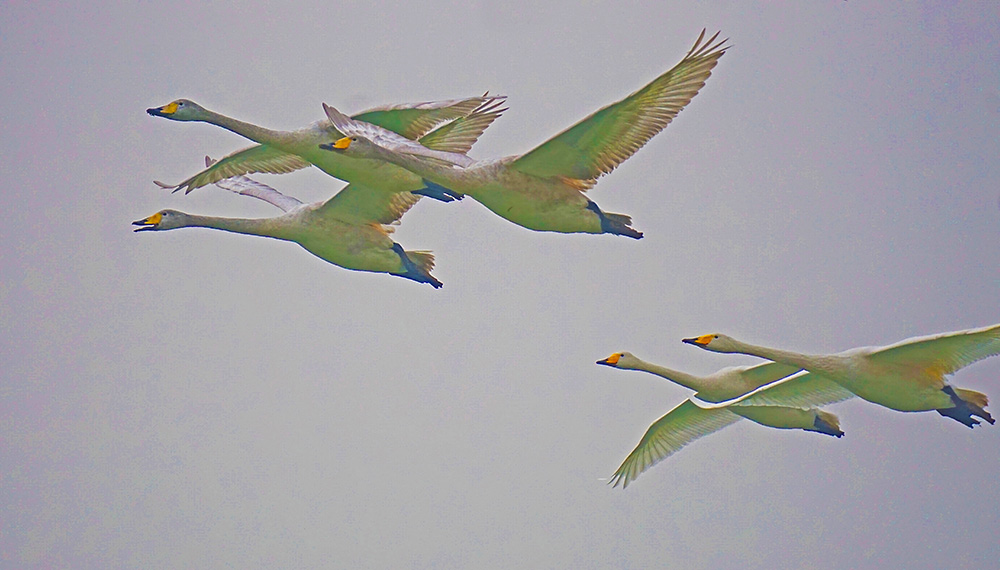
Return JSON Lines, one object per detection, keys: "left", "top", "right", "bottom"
{"left": 146, "top": 102, "right": 177, "bottom": 117}
{"left": 132, "top": 212, "right": 162, "bottom": 232}
{"left": 596, "top": 354, "right": 620, "bottom": 367}
{"left": 332, "top": 137, "right": 352, "bottom": 149}
{"left": 682, "top": 335, "right": 711, "bottom": 347}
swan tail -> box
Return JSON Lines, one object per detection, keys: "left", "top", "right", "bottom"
{"left": 391, "top": 244, "right": 443, "bottom": 288}
{"left": 810, "top": 409, "right": 845, "bottom": 437}
{"left": 412, "top": 179, "right": 464, "bottom": 203}
{"left": 585, "top": 201, "right": 643, "bottom": 239}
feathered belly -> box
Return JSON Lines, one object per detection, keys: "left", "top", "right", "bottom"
{"left": 469, "top": 180, "right": 601, "bottom": 233}
{"left": 836, "top": 364, "right": 951, "bottom": 412}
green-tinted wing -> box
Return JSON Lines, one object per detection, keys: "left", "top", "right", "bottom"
{"left": 610, "top": 400, "right": 741, "bottom": 489}
{"left": 728, "top": 373, "right": 855, "bottom": 409}
{"left": 867, "top": 323, "right": 1000, "bottom": 375}
{"left": 416, "top": 98, "right": 507, "bottom": 154}
{"left": 353, "top": 95, "right": 501, "bottom": 140}
{"left": 154, "top": 144, "right": 310, "bottom": 194}
{"left": 735, "top": 361, "right": 805, "bottom": 391}
{"left": 315, "top": 181, "right": 421, "bottom": 226}
{"left": 511, "top": 30, "right": 727, "bottom": 188}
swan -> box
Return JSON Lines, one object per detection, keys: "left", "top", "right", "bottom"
{"left": 147, "top": 95, "right": 505, "bottom": 196}
{"left": 682, "top": 324, "right": 1000, "bottom": 427}
{"left": 318, "top": 30, "right": 728, "bottom": 238}
{"left": 133, "top": 156, "right": 446, "bottom": 286}
{"left": 597, "top": 352, "right": 851, "bottom": 488}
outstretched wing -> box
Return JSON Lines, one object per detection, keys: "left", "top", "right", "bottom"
{"left": 324, "top": 104, "right": 475, "bottom": 167}
{"left": 867, "top": 323, "right": 1000, "bottom": 376}
{"left": 711, "top": 372, "right": 855, "bottom": 409}
{"left": 201, "top": 156, "right": 304, "bottom": 212}
{"left": 610, "top": 400, "right": 741, "bottom": 489}
{"left": 314, "top": 181, "right": 421, "bottom": 227}
{"left": 416, "top": 98, "right": 507, "bottom": 154}
{"left": 353, "top": 94, "right": 505, "bottom": 141}
{"left": 156, "top": 145, "right": 312, "bottom": 195}
{"left": 511, "top": 30, "right": 727, "bottom": 189}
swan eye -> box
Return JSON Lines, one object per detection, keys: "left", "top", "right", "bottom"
{"left": 352, "top": 137, "right": 358, "bottom": 142}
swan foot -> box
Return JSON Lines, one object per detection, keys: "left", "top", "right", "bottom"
{"left": 938, "top": 386, "right": 994, "bottom": 428}
{"left": 412, "top": 180, "right": 463, "bottom": 202}
{"left": 391, "top": 243, "right": 443, "bottom": 288}
{"left": 585, "top": 201, "right": 643, "bottom": 239}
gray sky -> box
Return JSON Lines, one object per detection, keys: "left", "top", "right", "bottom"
{"left": 2, "top": 1, "right": 998, "bottom": 568}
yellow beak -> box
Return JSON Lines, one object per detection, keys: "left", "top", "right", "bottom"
{"left": 332, "top": 137, "right": 352, "bottom": 149}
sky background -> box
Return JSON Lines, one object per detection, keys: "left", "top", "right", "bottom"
{"left": 2, "top": 1, "right": 999, "bottom": 568}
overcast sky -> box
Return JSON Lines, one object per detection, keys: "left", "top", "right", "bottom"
{"left": 2, "top": 2, "right": 998, "bottom": 568}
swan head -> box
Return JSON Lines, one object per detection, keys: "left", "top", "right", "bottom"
{"left": 596, "top": 352, "right": 644, "bottom": 369}
{"left": 146, "top": 99, "right": 207, "bottom": 121}
{"left": 132, "top": 209, "right": 189, "bottom": 231}
{"left": 318, "top": 134, "right": 383, "bottom": 160}
{"left": 682, "top": 333, "right": 739, "bottom": 353}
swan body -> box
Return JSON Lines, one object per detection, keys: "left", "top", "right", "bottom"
{"left": 597, "top": 351, "right": 851, "bottom": 488}
{"left": 134, "top": 158, "right": 442, "bottom": 287}
{"left": 320, "top": 30, "right": 728, "bottom": 237}
{"left": 147, "top": 96, "right": 505, "bottom": 195}
{"left": 682, "top": 324, "right": 1000, "bottom": 427}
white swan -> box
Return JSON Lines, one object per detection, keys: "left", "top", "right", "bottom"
{"left": 319, "top": 30, "right": 728, "bottom": 238}
{"left": 147, "top": 95, "right": 505, "bottom": 196}
{"left": 133, "top": 159, "right": 447, "bottom": 285}
{"left": 597, "top": 352, "right": 851, "bottom": 488}
{"left": 682, "top": 324, "right": 1000, "bottom": 427}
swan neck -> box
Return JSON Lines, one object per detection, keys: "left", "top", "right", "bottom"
{"left": 185, "top": 214, "right": 288, "bottom": 239}
{"left": 733, "top": 341, "right": 818, "bottom": 370}
{"left": 202, "top": 109, "right": 283, "bottom": 143}
{"left": 630, "top": 358, "right": 706, "bottom": 392}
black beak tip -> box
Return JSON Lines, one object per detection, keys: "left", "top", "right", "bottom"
{"left": 146, "top": 108, "right": 161, "bottom": 116}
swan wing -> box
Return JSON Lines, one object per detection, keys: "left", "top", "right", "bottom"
{"left": 155, "top": 144, "right": 311, "bottom": 194}
{"left": 867, "top": 323, "right": 1000, "bottom": 375}
{"left": 416, "top": 98, "right": 507, "bottom": 154}
{"left": 324, "top": 104, "right": 474, "bottom": 167}
{"left": 203, "top": 156, "right": 303, "bottom": 212}
{"left": 353, "top": 95, "right": 504, "bottom": 140}
{"left": 732, "top": 360, "right": 805, "bottom": 391}
{"left": 510, "top": 30, "right": 727, "bottom": 188}
{"left": 315, "top": 181, "right": 421, "bottom": 226}
{"left": 610, "top": 400, "right": 741, "bottom": 488}
{"left": 716, "top": 372, "right": 855, "bottom": 409}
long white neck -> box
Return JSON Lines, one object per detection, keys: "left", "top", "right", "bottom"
{"left": 200, "top": 108, "right": 289, "bottom": 144}
{"left": 180, "top": 214, "right": 292, "bottom": 241}
{"left": 626, "top": 357, "right": 708, "bottom": 393}
{"left": 725, "top": 340, "right": 837, "bottom": 375}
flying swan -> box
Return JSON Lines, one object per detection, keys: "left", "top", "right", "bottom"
{"left": 319, "top": 30, "right": 728, "bottom": 238}
{"left": 597, "top": 351, "right": 852, "bottom": 488}
{"left": 682, "top": 324, "right": 1000, "bottom": 427}
{"left": 147, "top": 95, "right": 505, "bottom": 197}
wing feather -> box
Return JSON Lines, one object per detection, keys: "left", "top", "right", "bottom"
{"left": 155, "top": 145, "right": 311, "bottom": 194}
{"left": 867, "top": 323, "right": 1000, "bottom": 375}
{"left": 609, "top": 400, "right": 741, "bottom": 488}
{"left": 416, "top": 98, "right": 508, "bottom": 154}
{"left": 352, "top": 95, "right": 504, "bottom": 140}
{"left": 315, "top": 182, "right": 421, "bottom": 226}
{"left": 511, "top": 30, "right": 728, "bottom": 188}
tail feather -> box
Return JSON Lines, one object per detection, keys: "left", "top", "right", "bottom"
{"left": 390, "top": 244, "right": 442, "bottom": 288}
{"left": 811, "top": 409, "right": 845, "bottom": 437}
{"left": 955, "top": 388, "right": 989, "bottom": 411}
